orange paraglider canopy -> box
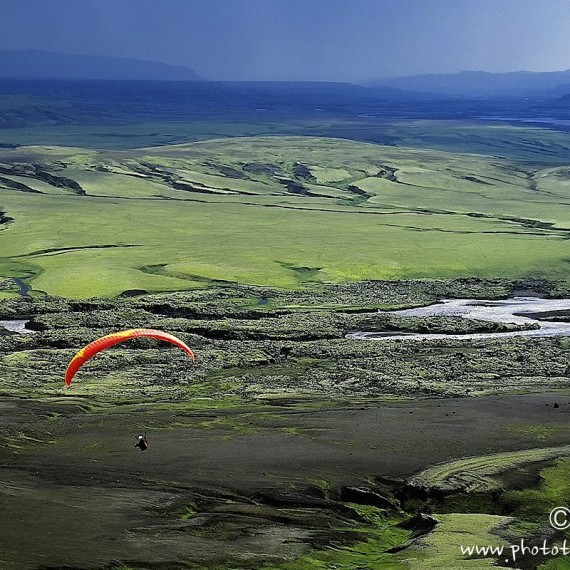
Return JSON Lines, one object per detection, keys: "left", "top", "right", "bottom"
{"left": 65, "top": 328, "right": 195, "bottom": 387}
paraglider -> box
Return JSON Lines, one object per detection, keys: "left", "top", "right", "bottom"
{"left": 65, "top": 328, "right": 195, "bottom": 387}
{"left": 135, "top": 433, "right": 150, "bottom": 451}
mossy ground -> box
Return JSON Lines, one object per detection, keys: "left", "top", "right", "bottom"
{"left": 1, "top": 281, "right": 570, "bottom": 568}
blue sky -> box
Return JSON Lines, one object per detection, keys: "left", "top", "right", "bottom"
{"left": 2, "top": 0, "right": 570, "bottom": 81}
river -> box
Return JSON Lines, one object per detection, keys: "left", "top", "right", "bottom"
{"left": 2, "top": 297, "right": 570, "bottom": 341}
{"left": 347, "top": 297, "right": 570, "bottom": 341}
{"left": 0, "top": 320, "right": 33, "bottom": 334}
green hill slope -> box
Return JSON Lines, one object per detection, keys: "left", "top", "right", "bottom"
{"left": 0, "top": 136, "right": 568, "bottom": 297}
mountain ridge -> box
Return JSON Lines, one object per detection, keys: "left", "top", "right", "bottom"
{"left": 370, "top": 69, "right": 570, "bottom": 97}
{"left": 0, "top": 49, "right": 204, "bottom": 81}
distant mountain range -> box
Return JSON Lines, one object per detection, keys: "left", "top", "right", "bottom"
{"left": 2, "top": 51, "right": 570, "bottom": 102}
{"left": 371, "top": 70, "right": 570, "bottom": 98}
{"left": 0, "top": 50, "right": 204, "bottom": 81}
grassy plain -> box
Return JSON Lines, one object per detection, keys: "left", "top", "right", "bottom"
{"left": 1, "top": 134, "right": 569, "bottom": 297}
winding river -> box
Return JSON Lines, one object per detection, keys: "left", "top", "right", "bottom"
{"left": 2, "top": 297, "right": 570, "bottom": 341}
{"left": 347, "top": 297, "right": 570, "bottom": 341}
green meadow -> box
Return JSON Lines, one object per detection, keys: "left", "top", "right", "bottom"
{"left": 1, "top": 134, "right": 569, "bottom": 297}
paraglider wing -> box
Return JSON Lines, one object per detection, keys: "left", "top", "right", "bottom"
{"left": 65, "top": 328, "right": 195, "bottom": 386}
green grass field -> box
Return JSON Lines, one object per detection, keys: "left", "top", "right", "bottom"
{"left": 1, "top": 134, "right": 569, "bottom": 297}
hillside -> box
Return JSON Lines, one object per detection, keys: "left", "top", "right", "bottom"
{"left": 1, "top": 135, "right": 569, "bottom": 298}
{"left": 373, "top": 69, "right": 570, "bottom": 97}
{"left": 0, "top": 50, "right": 204, "bottom": 81}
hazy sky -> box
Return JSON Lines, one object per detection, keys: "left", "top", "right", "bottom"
{"left": 2, "top": 0, "right": 570, "bottom": 81}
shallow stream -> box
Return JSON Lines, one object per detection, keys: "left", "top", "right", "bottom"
{"left": 348, "top": 297, "right": 570, "bottom": 341}
{"left": 0, "top": 319, "right": 33, "bottom": 334}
